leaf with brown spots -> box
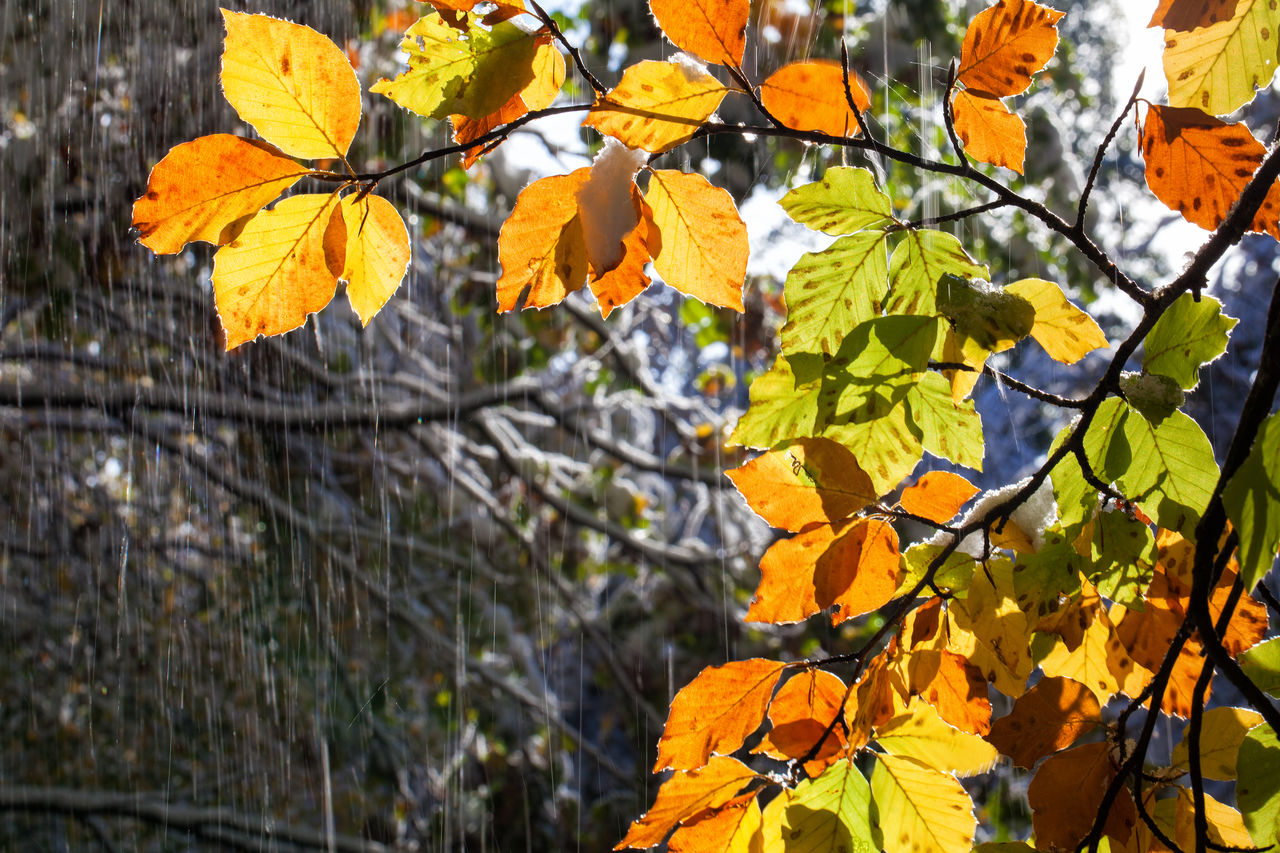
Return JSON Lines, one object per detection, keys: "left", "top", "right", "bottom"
{"left": 649, "top": 0, "right": 749, "bottom": 67}
{"left": 665, "top": 797, "right": 762, "bottom": 853}
{"left": 985, "top": 676, "right": 1103, "bottom": 769}
{"left": 131, "top": 134, "right": 307, "bottom": 254}
{"left": 1162, "top": 0, "right": 1280, "bottom": 116}
{"left": 584, "top": 59, "right": 729, "bottom": 153}
{"left": 898, "top": 471, "right": 978, "bottom": 523}
{"left": 653, "top": 658, "right": 788, "bottom": 771}
{"left": 1149, "top": 0, "right": 1241, "bottom": 31}
{"left": 495, "top": 170, "right": 591, "bottom": 312}
{"left": 951, "top": 89, "right": 1027, "bottom": 173}
{"left": 758, "top": 61, "right": 872, "bottom": 138}
{"left": 871, "top": 753, "right": 977, "bottom": 853}
{"left": 956, "top": 0, "right": 1065, "bottom": 98}
{"left": 1028, "top": 742, "right": 1138, "bottom": 852}
{"left": 1141, "top": 105, "right": 1280, "bottom": 238}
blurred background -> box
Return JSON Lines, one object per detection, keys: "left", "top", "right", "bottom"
{"left": 1, "top": 0, "right": 1270, "bottom": 849}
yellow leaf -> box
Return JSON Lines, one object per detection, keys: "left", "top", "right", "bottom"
{"left": 870, "top": 753, "right": 975, "bottom": 853}
{"left": 644, "top": 170, "right": 748, "bottom": 310}
{"left": 725, "top": 438, "right": 878, "bottom": 533}
{"left": 781, "top": 759, "right": 877, "bottom": 852}
{"left": 649, "top": 0, "right": 748, "bottom": 66}
{"left": 371, "top": 13, "right": 541, "bottom": 121}
{"left": 340, "top": 194, "right": 411, "bottom": 326}
{"left": 946, "top": 562, "right": 1034, "bottom": 697}
{"left": 1004, "top": 278, "right": 1108, "bottom": 364}
{"left": 758, "top": 61, "right": 871, "bottom": 137}
{"left": 1163, "top": 0, "right": 1280, "bottom": 116}
{"left": 654, "top": 659, "right": 788, "bottom": 771}
{"left": 951, "top": 90, "right": 1026, "bottom": 174}
{"left": 1172, "top": 788, "right": 1254, "bottom": 852}
{"left": 898, "top": 471, "right": 977, "bottom": 524}
{"left": 617, "top": 755, "right": 759, "bottom": 850}
{"left": 584, "top": 59, "right": 729, "bottom": 153}
{"left": 875, "top": 700, "right": 999, "bottom": 777}
{"left": 219, "top": 10, "right": 362, "bottom": 160}
{"left": 666, "top": 798, "right": 763, "bottom": 853}
{"left": 1169, "top": 706, "right": 1263, "bottom": 780}
{"left": 1037, "top": 593, "right": 1123, "bottom": 703}
{"left": 211, "top": 192, "right": 345, "bottom": 350}
{"left": 956, "top": 0, "right": 1064, "bottom": 98}
{"left": 520, "top": 41, "right": 567, "bottom": 110}
{"left": 985, "top": 676, "right": 1103, "bottom": 769}
{"left": 131, "top": 134, "right": 307, "bottom": 254}
{"left": 496, "top": 170, "right": 591, "bottom": 312}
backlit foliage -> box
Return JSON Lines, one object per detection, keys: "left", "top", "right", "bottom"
{"left": 132, "top": 0, "right": 1280, "bottom": 849}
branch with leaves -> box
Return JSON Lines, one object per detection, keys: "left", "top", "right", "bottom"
{"left": 126, "top": 0, "right": 1280, "bottom": 850}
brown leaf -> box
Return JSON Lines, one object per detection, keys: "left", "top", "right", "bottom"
{"left": 956, "top": 0, "right": 1065, "bottom": 98}
{"left": 1149, "top": 0, "right": 1240, "bottom": 31}
{"left": 986, "top": 676, "right": 1104, "bottom": 769}
{"left": 1028, "top": 742, "right": 1138, "bottom": 851}
{"left": 1141, "top": 104, "right": 1280, "bottom": 238}
{"left": 654, "top": 659, "right": 788, "bottom": 771}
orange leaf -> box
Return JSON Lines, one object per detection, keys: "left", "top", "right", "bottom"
{"left": 758, "top": 61, "right": 871, "bottom": 138}
{"left": 985, "top": 676, "right": 1103, "bottom": 769}
{"left": 654, "top": 659, "right": 788, "bottom": 772}
{"left": 589, "top": 198, "right": 655, "bottom": 318}
{"left": 1141, "top": 104, "right": 1280, "bottom": 239}
{"left": 211, "top": 192, "right": 345, "bottom": 350}
{"left": 726, "top": 438, "right": 878, "bottom": 532}
{"left": 649, "top": 0, "right": 748, "bottom": 66}
{"left": 951, "top": 89, "right": 1027, "bottom": 173}
{"left": 132, "top": 134, "right": 307, "bottom": 254}
{"left": 452, "top": 95, "right": 528, "bottom": 169}
{"left": 644, "top": 170, "right": 748, "bottom": 311}
{"left": 617, "top": 755, "right": 759, "bottom": 850}
{"left": 745, "top": 525, "right": 827, "bottom": 625}
{"left": 907, "top": 649, "right": 991, "bottom": 735}
{"left": 898, "top": 471, "right": 978, "bottom": 523}
{"left": 1028, "top": 742, "right": 1138, "bottom": 851}
{"left": 495, "top": 170, "right": 590, "bottom": 312}
{"left": 846, "top": 648, "right": 902, "bottom": 750}
{"left": 1149, "top": 0, "right": 1239, "bottom": 31}
{"left": 956, "top": 0, "right": 1064, "bottom": 98}
{"left": 754, "top": 669, "right": 848, "bottom": 775}
{"left": 666, "top": 798, "right": 762, "bottom": 853}
{"left": 814, "top": 519, "right": 901, "bottom": 624}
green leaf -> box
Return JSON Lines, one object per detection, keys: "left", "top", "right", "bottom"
{"left": 1050, "top": 427, "right": 1098, "bottom": 540}
{"left": 780, "top": 760, "right": 877, "bottom": 852}
{"left": 936, "top": 276, "right": 1034, "bottom": 353}
{"left": 1239, "top": 637, "right": 1280, "bottom": 696}
{"left": 779, "top": 167, "right": 895, "bottom": 235}
{"left": 1238, "top": 724, "right": 1280, "bottom": 849}
{"left": 886, "top": 229, "right": 988, "bottom": 317}
{"left": 371, "top": 14, "right": 540, "bottom": 120}
{"left": 899, "top": 543, "right": 977, "bottom": 596}
{"left": 821, "top": 315, "right": 940, "bottom": 425}
{"left": 826, "top": 401, "right": 923, "bottom": 494}
{"left": 1081, "top": 397, "right": 1130, "bottom": 485}
{"left": 1012, "top": 527, "right": 1083, "bottom": 618}
{"left": 870, "top": 753, "right": 976, "bottom": 853}
{"left": 1119, "top": 371, "right": 1184, "bottom": 425}
{"left": 1117, "top": 407, "right": 1218, "bottom": 536}
{"left": 780, "top": 231, "right": 889, "bottom": 356}
{"left": 1142, "top": 293, "right": 1237, "bottom": 390}
{"left": 1086, "top": 509, "right": 1156, "bottom": 609}
{"left": 728, "top": 352, "right": 822, "bottom": 449}
{"left": 1223, "top": 411, "right": 1280, "bottom": 593}
{"left": 906, "top": 372, "right": 984, "bottom": 471}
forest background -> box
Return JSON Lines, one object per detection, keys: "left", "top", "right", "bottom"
{"left": 2, "top": 0, "right": 1279, "bottom": 850}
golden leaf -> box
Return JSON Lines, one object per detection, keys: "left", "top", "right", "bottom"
{"left": 583, "top": 59, "right": 728, "bottom": 153}
{"left": 644, "top": 170, "right": 748, "bottom": 310}
{"left": 339, "top": 193, "right": 411, "bottom": 326}
{"left": 495, "top": 170, "right": 591, "bottom": 312}
{"left": 758, "top": 61, "right": 871, "bottom": 137}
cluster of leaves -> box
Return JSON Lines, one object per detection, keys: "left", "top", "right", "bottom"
{"left": 130, "top": 0, "right": 1280, "bottom": 850}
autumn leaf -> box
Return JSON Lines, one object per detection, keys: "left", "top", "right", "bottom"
{"left": 780, "top": 759, "right": 877, "bottom": 853}
{"left": 666, "top": 798, "right": 762, "bottom": 853}
{"left": 211, "top": 192, "right": 345, "bottom": 350}
{"left": 898, "top": 471, "right": 978, "bottom": 523}
{"left": 1162, "top": 0, "right": 1280, "bottom": 116}
{"left": 779, "top": 232, "right": 890, "bottom": 356}
{"left": 1028, "top": 742, "right": 1138, "bottom": 852}
{"left": 946, "top": 560, "right": 1035, "bottom": 697}
{"left": 451, "top": 40, "right": 565, "bottom": 167}
{"left": 131, "top": 134, "right": 308, "bottom": 254}
{"left": 1037, "top": 591, "right": 1128, "bottom": 703}
{"left": 906, "top": 649, "right": 991, "bottom": 736}
{"left": 871, "top": 753, "right": 976, "bottom": 853}
{"left": 220, "top": 10, "right": 362, "bottom": 161}
{"left": 951, "top": 89, "right": 1026, "bottom": 173}
{"left": 956, "top": 0, "right": 1065, "bottom": 98}
{"left": 726, "top": 438, "right": 877, "bottom": 532}
{"left": 1169, "top": 788, "right": 1256, "bottom": 853}
{"left": 814, "top": 519, "right": 901, "bottom": 624}
{"left": 617, "top": 755, "right": 759, "bottom": 850}
{"left": 495, "top": 170, "right": 591, "bottom": 312}
{"left": 876, "top": 700, "right": 999, "bottom": 777}
{"left": 371, "top": 13, "right": 541, "bottom": 121}
{"left": 339, "top": 194, "right": 411, "bottom": 325}
{"left": 744, "top": 522, "right": 825, "bottom": 625}
{"left": 759, "top": 61, "right": 871, "bottom": 138}
{"left": 584, "top": 58, "right": 728, "bottom": 153}
{"left": 653, "top": 658, "right": 787, "bottom": 771}
{"left": 1150, "top": 0, "right": 1241, "bottom": 31}
{"left": 649, "top": 0, "right": 748, "bottom": 67}
{"left": 589, "top": 206, "right": 655, "bottom": 317}
{"left": 644, "top": 170, "right": 748, "bottom": 310}
{"left": 1169, "top": 706, "right": 1263, "bottom": 780}
{"left": 753, "top": 669, "right": 847, "bottom": 775}
{"left": 985, "top": 676, "right": 1103, "bottom": 769}
{"left": 1003, "top": 277, "right": 1109, "bottom": 364}
{"left": 1141, "top": 104, "right": 1280, "bottom": 239}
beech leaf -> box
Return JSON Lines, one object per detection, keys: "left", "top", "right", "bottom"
{"left": 898, "top": 471, "right": 978, "bottom": 523}
{"left": 1162, "top": 0, "right": 1280, "bottom": 116}
{"left": 617, "top": 755, "right": 760, "bottom": 850}
{"left": 495, "top": 170, "right": 591, "bottom": 312}
{"left": 584, "top": 58, "right": 728, "bottom": 153}
{"left": 725, "top": 438, "right": 878, "bottom": 532}
{"left": 1003, "top": 277, "right": 1108, "bottom": 364}
{"left": 951, "top": 90, "right": 1026, "bottom": 174}
{"left": 985, "top": 676, "right": 1103, "bottom": 769}
{"left": 649, "top": 0, "right": 748, "bottom": 67}
{"left": 870, "top": 753, "right": 976, "bottom": 853}
{"left": 759, "top": 61, "right": 872, "bottom": 138}
{"left": 644, "top": 170, "right": 748, "bottom": 310}
{"left": 956, "top": 0, "right": 1064, "bottom": 98}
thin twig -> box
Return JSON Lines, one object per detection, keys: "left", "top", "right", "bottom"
{"left": 528, "top": 0, "right": 606, "bottom": 96}
{"left": 1076, "top": 70, "right": 1145, "bottom": 233}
